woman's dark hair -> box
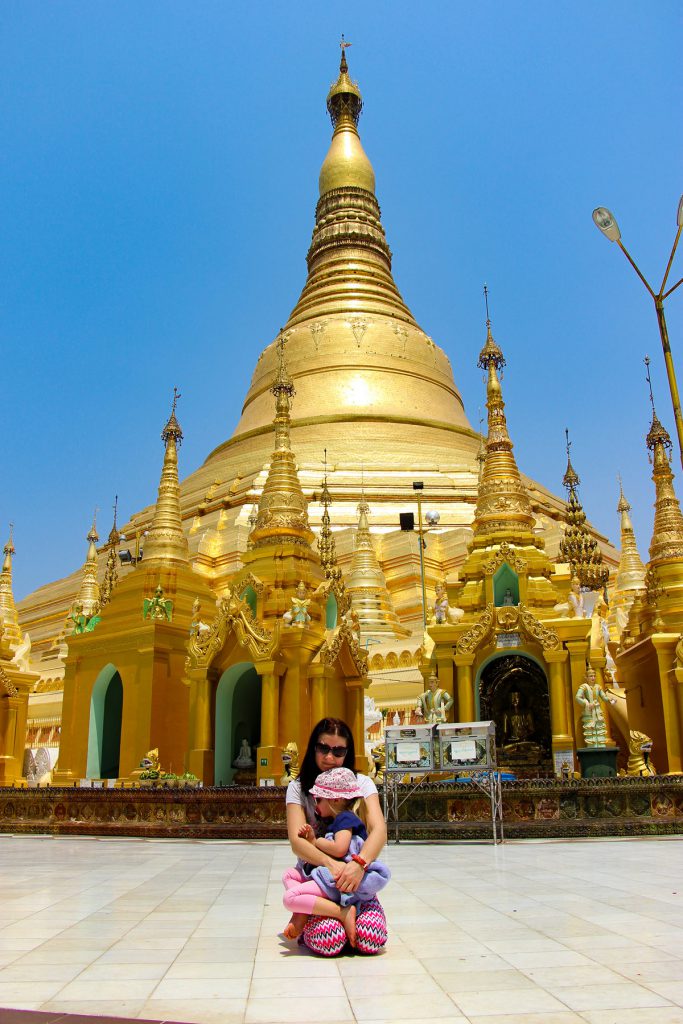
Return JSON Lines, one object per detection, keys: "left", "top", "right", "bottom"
{"left": 298, "top": 718, "right": 356, "bottom": 795}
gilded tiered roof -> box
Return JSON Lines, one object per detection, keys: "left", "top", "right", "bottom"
{"left": 143, "top": 388, "right": 191, "bottom": 567}
{"left": 346, "top": 498, "right": 409, "bottom": 638}
{"left": 646, "top": 409, "right": 683, "bottom": 565}
{"left": 608, "top": 482, "right": 646, "bottom": 643}
{"left": 472, "top": 322, "right": 535, "bottom": 539}
{"left": 99, "top": 500, "right": 120, "bottom": 607}
{"left": 558, "top": 433, "right": 609, "bottom": 591}
{"left": 0, "top": 527, "right": 23, "bottom": 648}
{"left": 76, "top": 516, "right": 101, "bottom": 615}
{"left": 318, "top": 458, "right": 341, "bottom": 583}
{"left": 249, "top": 335, "right": 314, "bottom": 549}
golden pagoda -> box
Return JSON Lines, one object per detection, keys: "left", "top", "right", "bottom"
{"left": 617, "top": 380, "right": 683, "bottom": 771}
{"left": 346, "top": 497, "right": 410, "bottom": 640}
{"left": 53, "top": 393, "right": 217, "bottom": 785}
{"left": 183, "top": 338, "right": 369, "bottom": 783}
{"left": 0, "top": 527, "right": 23, "bottom": 651}
{"left": 558, "top": 432, "right": 609, "bottom": 593}
{"left": 0, "top": 533, "right": 39, "bottom": 785}
{"left": 428, "top": 314, "right": 593, "bottom": 773}
{"left": 13, "top": 46, "right": 620, "bottom": 780}
{"left": 607, "top": 481, "right": 646, "bottom": 643}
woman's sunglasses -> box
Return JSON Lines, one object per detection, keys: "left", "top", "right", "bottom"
{"left": 315, "top": 742, "right": 348, "bottom": 758}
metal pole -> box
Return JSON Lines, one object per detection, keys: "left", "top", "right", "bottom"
{"left": 654, "top": 296, "right": 683, "bottom": 471}
{"left": 416, "top": 490, "right": 427, "bottom": 627}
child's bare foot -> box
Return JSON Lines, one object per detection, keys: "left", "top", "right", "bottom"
{"left": 283, "top": 913, "right": 308, "bottom": 939}
{"left": 340, "top": 904, "right": 357, "bottom": 947}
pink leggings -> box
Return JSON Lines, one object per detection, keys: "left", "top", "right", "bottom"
{"left": 282, "top": 867, "right": 326, "bottom": 915}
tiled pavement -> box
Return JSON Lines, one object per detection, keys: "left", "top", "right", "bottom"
{"left": 0, "top": 835, "right": 682, "bottom": 1023}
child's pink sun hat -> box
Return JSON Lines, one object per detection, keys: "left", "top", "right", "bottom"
{"left": 309, "top": 766, "right": 364, "bottom": 801}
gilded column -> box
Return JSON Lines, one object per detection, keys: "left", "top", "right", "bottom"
{"left": 255, "top": 660, "right": 285, "bottom": 783}
{"left": 186, "top": 669, "right": 214, "bottom": 784}
{"left": 454, "top": 656, "right": 475, "bottom": 722}
{"left": 345, "top": 676, "right": 368, "bottom": 773}
{"left": 546, "top": 650, "right": 574, "bottom": 773}
{"left": 436, "top": 657, "right": 455, "bottom": 723}
{"left": 308, "top": 663, "right": 335, "bottom": 727}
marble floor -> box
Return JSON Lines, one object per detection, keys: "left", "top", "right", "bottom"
{"left": 0, "top": 836, "right": 682, "bottom": 1024}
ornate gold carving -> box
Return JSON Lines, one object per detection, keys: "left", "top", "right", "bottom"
{"left": 628, "top": 730, "right": 655, "bottom": 777}
{"left": 496, "top": 605, "right": 519, "bottom": 630}
{"left": 0, "top": 666, "right": 18, "bottom": 697}
{"left": 456, "top": 604, "right": 495, "bottom": 655}
{"left": 483, "top": 542, "right": 527, "bottom": 576}
{"left": 309, "top": 321, "right": 326, "bottom": 350}
{"left": 186, "top": 580, "right": 278, "bottom": 672}
{"left": 349, "top": 317, "right": 369, "bottom": 346}
{"left": 518, "top": 604, "right": 561, "bottom": 652}
{"left": 319, "top": 621, "right": 368, "bottom": 675}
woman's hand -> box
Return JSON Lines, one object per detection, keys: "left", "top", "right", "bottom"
{"left": 326, "top": 858, "right": 346, "bottom": 883}
{"left": 334, "top": 858, "right": 365, "bottom": 893}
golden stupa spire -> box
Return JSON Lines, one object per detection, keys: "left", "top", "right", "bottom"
{"left": 100, "top": 496, "right": 120, "bottom": 607}
{"left": 286, "top": 43, "right": 415, "bottom": 327}
{"left": 558, "top": 429, "right": 609, "bottom": 591}
{"left": 0, "top": 524, "right": 23, "bottom": 648}
{"left": 616, "top": 478, "right": 646, "bottom": 580}
{"left": 346, "top": 486, "right": 408, "bottom": 638}
{"left": 609, "top": 476, "right": 646, "bottom": 640}
{"left": 645, "top": 357, "right": 683, "bottom": 564}
{"left": 472, "top": 292, "right": 535, "bottom": 538}
{"left": 76, "top": 512, "right": 101, "bottom": 614}
{"left": 318, "top": 450, "right": 341, "bottom": 581}
{"left": 250, "top": 334, "right": 314, "bottom": 548}
{"left": 143, "top": 387, "right": 191, "bottom": 567}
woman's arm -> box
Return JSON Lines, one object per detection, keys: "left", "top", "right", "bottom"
{"left": 286, "top": 803, "right": 344, "bottom": 874}
{"left": 334, "top": 792, "right": 387, "bottom": 894}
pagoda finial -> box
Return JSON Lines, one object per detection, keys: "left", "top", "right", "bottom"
{"left": 107, "top": 495, "right": 120, "bottom": 545}
{"left": 0, "top": 523, "right": 22, "bottom": 648}
{"left": 562, "top": 428, "right": 580, "bottom": 490}
{"left": 162, "top": 386, "right": 184, "bottom": 448}
{"left": 143, "top": 392, "right": 190, "bottom": 567}
{"left": 617, "top": 474, "right": 630, "bottom": 514}
{"left": 100, "top": 498, "right": 121, "bottom": 606}
{"left": 87, "top": 509, "right": 99, "bottom": 549}
{"left": 271, "top": 330, "right": 295, "bottom": 451}
{"left": 558, "top": 437, "right": 608, "bottom": 591}
{"left": 477, "top": 286, "right": 505, "bottom": 375}
{"left": 644, "top": 357, "right": 683, "bottom": 564}
{"left": 339, "top": 34, "right": 352, "bottom": 73}
{"left": 77, "top": 515, "right": 101, "bottom": 614}
{"left": 249, "top": 335, "right": 313, "bottom": 549}
{"left": 473, "top": 307, "right": 534, "bottom": 537}
{"left": 645, "top": 355, "right": 672, "bottom": 457}
{"left": 318, "top": 449, "right": 342, "bottom": 582}
{"left": 3, "top": 524, "right": 15, "bottom": 570}
{"left": 318, "top": 39, "right": 374, "bottom": 198}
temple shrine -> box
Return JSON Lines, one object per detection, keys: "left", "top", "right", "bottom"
{"left": 3, "top": 46, "right": 682, "bottom": 793}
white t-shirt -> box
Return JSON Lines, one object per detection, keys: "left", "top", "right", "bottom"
{"left": 286, "top": 774, "right": 378, "bottom": 825}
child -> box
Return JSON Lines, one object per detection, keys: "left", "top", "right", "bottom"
{"left": 282, "top": 766, "right": 390, "bottom": 946}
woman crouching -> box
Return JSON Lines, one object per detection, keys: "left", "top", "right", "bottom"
{"left": 283, "top": 717, "right": 389, "bottom": 955}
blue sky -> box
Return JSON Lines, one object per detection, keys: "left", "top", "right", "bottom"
{"left": 2, "top": 2, "right": 682, "bottom": 600}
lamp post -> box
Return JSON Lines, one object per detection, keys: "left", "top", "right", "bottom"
{"left": 399, "top": 483, "right": 440, "bottom": 628}
{"left": 592, "top": 197, "right": 683, "bottom": 468}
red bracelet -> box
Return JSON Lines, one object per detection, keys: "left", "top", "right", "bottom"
{"left": 351, "top": 854, "right": 368, "bottom": 871}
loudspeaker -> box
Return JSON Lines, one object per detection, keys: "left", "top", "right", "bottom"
{"left": 399, "top": 512, "right": 415, "bottom": 531}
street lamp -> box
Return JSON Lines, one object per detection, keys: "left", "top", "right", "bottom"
{"left": 399, "top": 483, "right": 440, "bottom": 628}
{"left": 592, "top": 197, "right": 683, "bottom": 467}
